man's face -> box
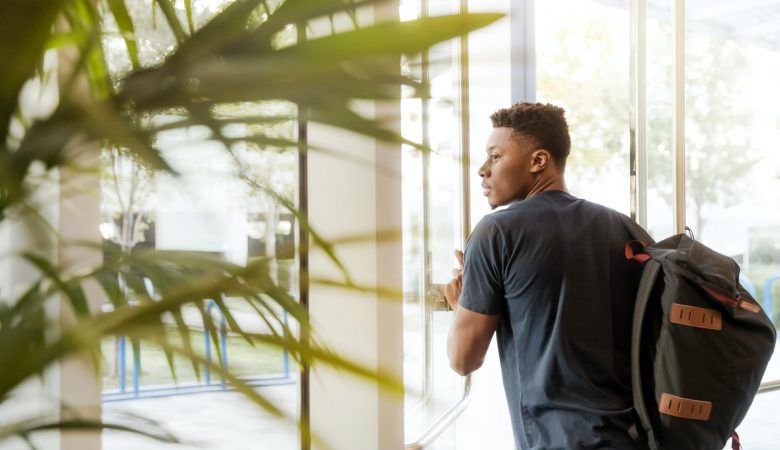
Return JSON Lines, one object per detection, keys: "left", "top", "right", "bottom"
{"left": 478, "top": 127, "right": 535, "bottom": 209}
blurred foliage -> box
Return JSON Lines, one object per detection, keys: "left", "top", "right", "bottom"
{"left": 0, "top": 0, "right": 501, "bottom": 446}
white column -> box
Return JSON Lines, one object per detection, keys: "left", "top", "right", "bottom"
{"left": 0, "top": 47, "right": 102, "bottom": 450}
{"left": 0, "top": 148, "right": 102, "bottom": 450}
{"left": 307, "top": 97, "right": 403, "bottom": 449}
{"left": 56, "top": 144, "right": 103, "bottom": 450}
{"left": 306, "top": 5, "right": 403, "bottom": 447}
{"left": 54, "top": 31, "right": 103, "bottom": 450}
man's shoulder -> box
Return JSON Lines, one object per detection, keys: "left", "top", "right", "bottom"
{"left": 471, "top": 205, "right": 529, "bottom": 237}
{"left": 577, "top": 199, "right": 654, "bottom": 243}
{"left": 561, "top": 194, "right": 635, "bottom": 223}
{"left": 471, "top": 213, "right": 503, "bottom": 240}
{"left": 473, "top": 192, "right": 647, "bottom": 237}
{"left": 586, "top": 200, "right": 633, "bottom": 222}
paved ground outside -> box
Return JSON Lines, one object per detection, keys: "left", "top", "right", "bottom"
{"left": 102, "top": 385, "right": 298, "bottom": 450}
{"left": 101, "top": 345, "right": 780, "bottom": 450}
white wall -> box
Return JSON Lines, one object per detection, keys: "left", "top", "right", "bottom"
{"left": 155, "top": 125, "right": 248, "bottom": 265}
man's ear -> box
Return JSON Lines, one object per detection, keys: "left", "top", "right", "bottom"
{"left": 530, "top": 149, "right": 552, "bottom": 173}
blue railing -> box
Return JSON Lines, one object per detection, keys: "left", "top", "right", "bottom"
{"left": 764, "top": 275, "right": 780, "bottom": 322}
{"left": 741, "top": 273, "right": 779, "bottom": 323}
{"left": 204, "top": 300, "right": 229, "bottom": 387}
{"left": 104, "top": 298, "right": 293, "bottom": 402}
{"left": 740, "top": 274, "right": 758, "bottom": 298}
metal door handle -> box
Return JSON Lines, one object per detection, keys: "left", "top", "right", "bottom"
{"left": 404, "top": 283, "right": 469, "bottom": 449}
{"left": 404, "top": 374, "right": 472, "bottom": 450}
{"left": 428, "top": 284, "right": 451, "bottom": 312}
{"left": 758, "top": 379, "right": 780, "bottom": 394}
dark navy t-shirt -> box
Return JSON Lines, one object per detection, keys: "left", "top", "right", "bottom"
{"left": 459, "top": 190, "right": 645, "bottom": 450}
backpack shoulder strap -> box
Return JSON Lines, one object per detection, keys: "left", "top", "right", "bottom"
{"left": 619, "top": 214, "right": 656, "bottom": 245}
{"left": 632, "top": 258, "right": 661, "bottom": 450}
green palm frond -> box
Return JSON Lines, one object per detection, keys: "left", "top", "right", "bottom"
{"left": 0, "top": 412, "right": 179, "bottom": 446}
{"left": 106, "top": 0, "right": 141, "bottom": 69}
{"left": 0, "top": 0, "right": 503, "bottom": 443}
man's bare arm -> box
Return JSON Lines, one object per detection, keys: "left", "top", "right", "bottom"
{"left": 444, "top": 249, "right": 501, "bottom": 376}
{"left": 447, "top": 306, "right": 501, "bottom": 376}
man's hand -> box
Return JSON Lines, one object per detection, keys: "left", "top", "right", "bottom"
{"left": 444, "top": 249, "right": 465, "bottom": 310}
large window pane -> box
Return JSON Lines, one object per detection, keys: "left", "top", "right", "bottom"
{"left": 683, "top": 4, "right": 780, "bottom": 337}
{"left": 99, "top": 2, "right": 300, "bottom": 449}
{"left": 536, "top": 0, "right": 631, "bottom": 214}
{"left": 683, "top": 3, "right": 780, "bottom": 449}
{"left": 645, "top": 0, "right": 676, "bottom": 239}
{"left": 401, "top": 1, "right": 464, "bottom": 448}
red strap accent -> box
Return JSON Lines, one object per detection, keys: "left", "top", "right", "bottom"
{"left": 731, "top": 431, "right": 741, "bottom": 450}
{"left": 702, "top": 285, "right": 739, "bottom": 308}
{"left": 625, "top": 240, "right": 651, "bottom": 262}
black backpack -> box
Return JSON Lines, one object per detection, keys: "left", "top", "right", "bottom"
{"left": 624, "top": 228, "right": 776, "bottom": 450}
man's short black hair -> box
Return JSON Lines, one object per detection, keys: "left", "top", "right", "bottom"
{"left": 490, "top": 102, "right": 571, "bottom": 165}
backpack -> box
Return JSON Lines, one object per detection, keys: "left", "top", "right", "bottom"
{"left": 624, "top": 227, "right": 777, "bottom": 450}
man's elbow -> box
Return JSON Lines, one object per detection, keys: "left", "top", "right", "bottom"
{"left": 449, "top": 355, "right": 483, "bottom": 377}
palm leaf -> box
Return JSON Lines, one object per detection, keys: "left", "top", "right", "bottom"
{"left": 153, "top": 0, "right": 187, "bottom": 44}
{"left": 310, "top": 277, "right": 403, "bottom": 300}
{"left": 106, "top": 0, "right": 141, "bottom": 69}
{"left": 183, "top": 0, "right": 195, "bottom": 34}
{"left": 0, "top": 0, "right": 64, "bottom": 141}
{"left": 63, "top": 0, "right": 112, "bottom": 98}
{"left": 170, "top": 307, "right": 201, "bottom": 379}
{"left": 0, "top": 413, "right": 178, "bottom": 445}
{"left": 21, "top": 252, "right": 90, "bottom": 317}
{"left": 0, "top": 0, "right": 503, "bottom": 444}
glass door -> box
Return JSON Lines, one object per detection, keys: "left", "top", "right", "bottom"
{"left": 402, "top": 1, "right": 469, "bottom": 448}
{"left": 679, "top": 2, "right": 780, "bottom": 446}
{"left": 404, "top": 0, "right": 780, "bottom": 448}
{"left": 535, "top": 0, "right": 632, "bottom": 215}
{"left": 530, "top": 1, "right": 780, "bottom": 447}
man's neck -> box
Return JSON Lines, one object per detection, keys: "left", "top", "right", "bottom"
{"left": 526, "top": 176, "right": 567, "bottom": 199}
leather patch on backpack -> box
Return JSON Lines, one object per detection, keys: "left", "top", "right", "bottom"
{"left": 739, "top": 301, "right": 760, "bottom": 313}
{"left": 670, "top": 303, "right": 722, "bottom": 330}
{"left": 658, "top": 393, "right": 712, "bottom": 421}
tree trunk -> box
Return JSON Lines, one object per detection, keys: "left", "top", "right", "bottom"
{"left": 264, "top": 197, "right": 278, "bottom": 283}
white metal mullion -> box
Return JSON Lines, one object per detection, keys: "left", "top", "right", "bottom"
{"left": 673, "top": 0, "right": 686, "bottom": 234}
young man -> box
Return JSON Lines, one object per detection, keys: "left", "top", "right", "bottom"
{"left": 444, "top": 102, "right": 647, "bottom": 449}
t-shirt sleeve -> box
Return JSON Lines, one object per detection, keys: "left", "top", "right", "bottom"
{"left": 459, "top": 218, "right": 505, "bottom": 316}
